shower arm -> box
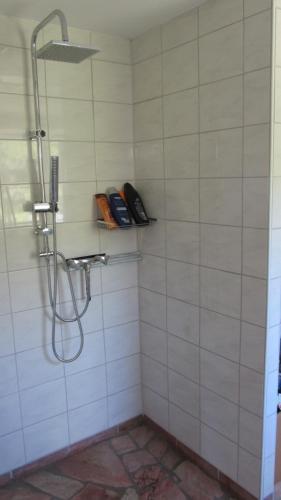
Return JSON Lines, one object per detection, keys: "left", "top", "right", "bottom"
{"left": 31, "top": 10, "right": 69, "bottom": 207}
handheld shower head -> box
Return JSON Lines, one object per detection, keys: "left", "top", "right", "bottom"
{"left": 36, "top": 40, "right": 100, "bottom": 63}
{"left": 50, "top": 156, "right": 59, "bottom": 208}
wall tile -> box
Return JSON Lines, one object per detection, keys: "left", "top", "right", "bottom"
{"left": 244, "top": 10, "right": 272, "bottom": 72}
{"left": 200, "top": 349, "right": 239, "bottom": 403}
{"left": 200, "top": 267, "right": 241, "bottom": 318}
{"left": 61, "top": 180, "right": 97, "bottom": 222}
{"left": 131, "top": 27, "right": 161, "bottom": 63}
{"left": 139, "top": 288, "right": 166, "bottom": 330}
{"left": 66, "top": 365, "right": 106, "bottom": 410}
{"left": 103, "top": 287, "right": 138, "bottom": 329}
{"left": 105, "top": 321, "right": 140, "bottom": 363}
{"left": 107, "top": 354, "right": 141, "bottom": 395}
{"left": 200, "top": 179, "right": 242, "bottom": 226}
{"left": 163, "top": 41, "right": 198, "bottom": 94}
{"left": 0, "top": 431, "right": 25, "bottom": 475}
{"left": 244, "top": 0, "right": 272, "bottom": 17}
{"left": 238, "top": 448, "right": 261, "bottom": 498}
{"left": 108, "top": 385, "right": 142, "bottom": 427}
{"left": 63, "top": 331, "right": 105, "bottom": 375}
{"left": 166, "top": 221, "right": 200, "bottom": 265}
{"left": 169, "top": 403, "right": 200, "bottom": 453}
{"left": 46, "top": 59, "right": 92, "bottom": 100}
{"left": 139, "top": 255, "right": 166, "bottom": 294}
{"left": 0, "top": 393, "right": 21, "bottom": 437}
{"left": 138, "top": 218, "right": 165, "bottom": 257}
{"left": 49, "top": 141, "right": 95, "bottom": 183}
{"left": 0, "top": 45, "right": 45, "bottom": 96}
{"left": 241, "top": 322, "right": 265, "bottom": 373}
{"left": 200, "top": 387, "right": 239, "bottom": 442}
{"left": 48, "top": 98, "right": 94, "bottom": 141}
{"left": 102, "top": 262, "right": 138, "bottom": 294}
{"left": 17, "top": 343, "right": 64, "bottom": 390}
{"left": 142, "top": 355, "right": 168, "bottom": 398}
{"left": 199, "top": 0, "right": 243, "bottom": 36}
{"left": 0, "top": 314, "right": 14, "bottom": 357}
{"left": 240, "top": 366, "right": 264, "bottom": 416}
{"left": 164, "top": 134, "right": 199, "bottom": 179}
{"left": 243, "top": 178, "right": 269, "bottom": 228}
{"left": 199, "top": 23, "right": 243, "bottom": 84}
{"left": 239, "top": 409, "right": 262, "bottom": 457}
{"left": 167, "top": 298, "right": 199, "bottom": 345}
{"left": 167, "top": 260, "right": 199, "bottom": 306}
{"left": 200, "top": 224, "right": 242, "bottom": 273}
{"left": 242, "top": 276, "right": 267, "bottom": 326}
{"left": 162, "top": 9, "right": 198, "bottom": 50}
{"left": 135, "top": 140, "right": 164, "bottom": 179}
{"left": 143, "top": 386, "right": 168, "bottom": 430}
{"left": 201, "top": 424, "right": 238, "bottom": 481}
{"left": 200, "top": 309, "right": 240, "bottom": 362}
{"left": 0, "top": 355, "right": 18, "bottom": 398}
{"left": 200, "top": 128, "right": 243, "bottom": 178}
{"left": 0, "top": 15, "right": 37, "bottom": 48}
{"left": 200, "top": 76, "right": 243, "bottom": 131}
{"left": 20, "top": 378, "right": 66, "bottom": 427}
{"left": 95, "top": 142, "right": 133, "bottom": 181}
{"left": 134, "top": 99, "right": 162, "bottom": 141}
{"left": 243, "top": 228, "right": 268, "bottom": 278}
{"left": 69, "top": 398, "right": 107, "bottom": 444}
{"left": 24, "top": 413, "right": 69, "bottom": 463}
{"left": 244, "top": 68, "right": 271, "bottom": 125}
{"left": 133, "top": 56, "right": 161, "bottom": 102}
{"left": 91, "top": 31, "right": 131, "bottom": 64}
{"left": 166, "top": 179, "right": 199, "bottom": 221}
{"left": 168, "top": 334, "right": 199, "bottom": 383}
{"left": 243, "top": 124, "right": 270, "bottom": 177}
{"left": 0, "top": 140, "right": 39, "bottom": 185}
{"left": 94, "top": 102, "right": 132, "bottom": 142}
{"left": 140, "top": 322, "right": 167, "bottom": 364}
{"left": 163, "top": 88, "right": 199, "bottom": 137}
{"left": 135, "top": 180, "right": 165, "bottom": 219}
{"left": 169, "top": 369, "right": 199, "bottom": 417}
{"left": 93, "top": 61, "right": 132, "bottom": 103}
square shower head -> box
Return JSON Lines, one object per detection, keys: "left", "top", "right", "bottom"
{"left": 36, "top": 40, "right": 100, "bottom": 63}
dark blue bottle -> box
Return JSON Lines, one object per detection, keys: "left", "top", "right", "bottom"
{"left": 107, "top": 187, "right": 132, "bottom": 227}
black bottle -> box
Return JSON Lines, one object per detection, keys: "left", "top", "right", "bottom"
{"left": 124, "top": 183, "right": 149, "bottom": 225}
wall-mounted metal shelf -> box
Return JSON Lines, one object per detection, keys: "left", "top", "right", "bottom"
{"left": 97, "top": 217, "right": 157, "bottom": 230}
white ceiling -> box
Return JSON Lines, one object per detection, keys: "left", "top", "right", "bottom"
{"left": 0, "top": 0, "right": 207, "bottom": 38}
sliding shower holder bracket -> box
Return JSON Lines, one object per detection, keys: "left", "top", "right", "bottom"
{"left": 34, "top": 226, "right": 53, "bottom": 236}
{"left": 29, "top": 129, "right": 46, "bottom": 140}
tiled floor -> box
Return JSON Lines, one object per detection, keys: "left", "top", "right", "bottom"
{"left": 0, "top": 424, "right": 237, "bottom": 499}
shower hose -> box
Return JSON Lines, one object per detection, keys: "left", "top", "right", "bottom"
{"left": 45, "top": 211, "right": 90, "bottom": 363}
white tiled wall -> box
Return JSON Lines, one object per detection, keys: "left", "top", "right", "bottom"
{"left": 263, "top": 1, "right": 281, "bottom": 497}
{"left": 0, "top": 15, "right": 141, "bottom": 475}
{"left": 133, "top": 1, "right": 272, "bottom": 498}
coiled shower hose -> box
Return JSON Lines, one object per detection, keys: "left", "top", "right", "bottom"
{"left": 46, "top": 211, "right": 90, "bottom": 363}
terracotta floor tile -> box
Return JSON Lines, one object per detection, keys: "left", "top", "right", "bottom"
{"left": 111, "top": 435, "right": 137, "bottom": 455}
{"left": 24, "top": 470, "right": 83, "bottom": 499}
{"left": 57, "top": 442, "right": 132, "bottom": 488}
{"left": 71, "top": 483, "right": 121, "bottom": 499}
{"left": 0, "top": 483, "right": 51, "bottom": 500}
{"left": 147, "top": 437, "right": 168, "bottom": 460}
{"left": 133, "top": 465, "right": 167, "bottom": 491}
{"left": 161, "top": 447, "right": 184, "bottom": 470}
{"left": 129, "top": 425, "right": 154, "bottom": 448}
{"left": 123, "top": 450, "right": 156, "bottom": 473}
{"left": 175, "top": 460, "right": 224, "bottom": 499}
{"left": 140, "top": 477, "right": 186, "bottom": 500}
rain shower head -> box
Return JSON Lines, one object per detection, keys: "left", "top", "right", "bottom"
{"left": 36, "top": 40, "right": 100, "bottom": 63}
